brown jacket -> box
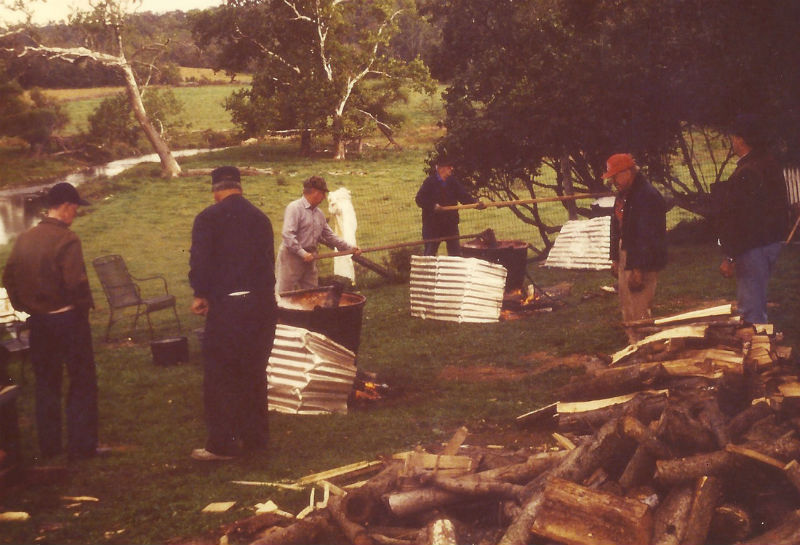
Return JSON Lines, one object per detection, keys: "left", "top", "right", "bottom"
{"left": 2, "top": 217, "right": 94, "bottom": 315}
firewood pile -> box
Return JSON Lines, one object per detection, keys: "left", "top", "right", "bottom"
{"left": 225, "top": 305, "right": 799, "bottom": 545}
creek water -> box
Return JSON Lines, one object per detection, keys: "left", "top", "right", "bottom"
{"left": 0, "top": 148, "right": 214, "bottom": 245}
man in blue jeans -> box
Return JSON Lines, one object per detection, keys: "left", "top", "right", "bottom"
{"left": 3, "top": 183, "right": 101, "bottom": 460}
{"left": 713, "top": 115, "right": 789, "bottom": 324}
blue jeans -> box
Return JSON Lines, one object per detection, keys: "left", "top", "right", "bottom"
{"left": 28, "top": 310, "right": 97, "bottom": 459}
{"left": 735, "top": 242, "right": 783, "bottom": 324}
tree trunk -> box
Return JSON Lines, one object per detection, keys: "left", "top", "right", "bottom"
{"left": 332, "top": 114, "right": 346, "bottom": 160}
{"left": 120, "top": 63, "right": 181, "bottom": 178}
{"left": 300, "top": 129, "right": 313, "bottom": 156}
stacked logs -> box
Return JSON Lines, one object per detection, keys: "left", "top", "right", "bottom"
{"left": 240, "top": 317, "right": 799, "bottom": 545}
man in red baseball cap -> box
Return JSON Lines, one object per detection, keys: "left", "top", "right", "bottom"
{"left": 603, "top": 154, "right": 667, "bottom": 343}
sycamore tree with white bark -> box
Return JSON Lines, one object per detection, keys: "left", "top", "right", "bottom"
{"left": 192, "top": 0, "right": 434, "bottom": 159}
{"left": 1, "top": 0, "right": 182, "bottom": 177}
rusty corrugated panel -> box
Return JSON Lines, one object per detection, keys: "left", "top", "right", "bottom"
{"left": 544, "top": 216, "right": 613, "bottom": 271}
{"left": 267, "top": 324, "right": 356, "bottom": 415}
{"left": 409, "top": 255, "right": 506, "bottom": 323}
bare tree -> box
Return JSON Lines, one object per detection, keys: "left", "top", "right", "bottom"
{"left": 2, "top": 0, "right": 181, "bottom": 177}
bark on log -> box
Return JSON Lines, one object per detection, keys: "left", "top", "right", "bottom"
{"left": 557, "top": 363, "right": 664, "bottom": 402}
{"left": 783, "top": 459, "right": 800, "bottom": 494}
{"left": 737, "top": 508, "right": 800, "bottom": 544}
{"left": 383, "top": 487, "right": 461, "bottom": 519}
{"left": 651, "top": 483, "right": 693, "bottom": 545}
{"left": 709, "top": 504, "right": 751, "bottom": 544}
{"left": 618, "top": 415, "right": 672, "bottom": 458}
{"left": 343, "top": 461, "right": 402, "bottom": 523}
{"left": 328, "top": 495, "right": 374, "bottom": 545}
{"left": 618, "top": 445, "right": 655, "bottom": 490}
{"left": 529, "top": 477, "right": 653, "bottom": 545}
{"left": 654, "top": 451, "right": 735, "bottom": 485}
{"left": 726, "top": 401, "right": 773, "bottom": 441}
{"left": 656, "top": 406, "right": 717, "bottom": 455}
{"left": 250, "top": 511, "right": 333, "bottom": 545}
{"left": 429, "top": 474, "right": 524, "bottom": 500}
{"left": 682, "top": 476, "right": 724, "bottom": 545}
{"left": 696, "top": 397, "right": 730, "bottom": 448}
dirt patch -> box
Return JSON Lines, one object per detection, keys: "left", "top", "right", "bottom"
{"left": 438, "top": 351, "right": 604, "bottom": 382}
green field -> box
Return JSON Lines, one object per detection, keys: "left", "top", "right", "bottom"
{"left": 1, "top": 84, "right": 798, "bottom": 544}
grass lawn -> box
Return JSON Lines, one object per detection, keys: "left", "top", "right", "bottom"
{"left": 0, "top": 138, "right": 798, "bottom": 543}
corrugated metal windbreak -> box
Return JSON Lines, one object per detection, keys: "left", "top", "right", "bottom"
{"left": 545, "top": 216, "right": 613, "bottom": 271}
{"left": 267, "top": 324, "right": 356, "bottom": 415}
{"left": 409, "top": 255, "right": 506, "bottom": 323}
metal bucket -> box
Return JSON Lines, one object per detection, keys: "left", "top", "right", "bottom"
{"left": 151, "top": 336, "right": 189, "bottom": 366}
{"left": 461, "top": 240, "right": 528, "bottom": 291}
{"left": 277, "top": 287, "right": 366, "bottom": 353}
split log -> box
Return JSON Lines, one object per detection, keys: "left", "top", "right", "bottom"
{"left": 469, "top": 451, "right": 567, "bottom": 484}
{"left": 328, "top": 495, "right": 374, "bottom": 545}
{"left": 709, "top": 504, "right": 751, "bottom": 544}
{"left": 529, "top": 477, "right": 653, "bottom": 545}
{"left": 421, "top": 517, "right": 458, "bottom": 545}
{"left": 557, "top": 363, "right": 664, "bottom": 401}
{"left": 783, "top": 459, "right": 800, "bottom": 494}
{"left": 738, "top": 508, "right": 800, "bottom": 544}
{"left": 250, "top": 511, "right": 334, "bottom": 545}
{"left": 682, "top": 475, "right": 724, "bottom": 545}
{"left": 651, "top": 483, "right": 693, "bottom": 545}
{"left": 343, "top": 461, "right": 402, "bottom": 523}
{"left": 558, "top": 391, "right": 668, "bottom": 434}
{"left": 500, "top": 419, "right": 623, "bottom": 545}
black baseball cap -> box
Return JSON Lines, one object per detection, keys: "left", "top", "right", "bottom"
{"left": 46, "top": 183, "right": 90, "bottom": 207}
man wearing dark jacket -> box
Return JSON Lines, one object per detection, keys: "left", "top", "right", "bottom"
{"left": 3, "top": 182, "right": 100, "bottom": 460}
{"left": 415, "top": 155, "right": 482, "bottom": 256}
{"left": 189, "top": 166, "right": 277, "bottom": 461}
{"left": 605, "top": 154, "right": 667, "bottom": 343}
{"left": 713, "top": 115, "right": 788, "bottom": 325}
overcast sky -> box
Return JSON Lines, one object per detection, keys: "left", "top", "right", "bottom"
{"left": 1, "top": 0, "right": 224, "bottom": 26}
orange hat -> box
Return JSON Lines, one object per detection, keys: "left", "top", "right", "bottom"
{"left": 601, "top": 153, "right": 636, "bottom": 179}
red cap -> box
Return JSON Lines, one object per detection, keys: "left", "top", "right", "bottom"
{"left": 602, "top": 153, "right": 636, "bottom": 179}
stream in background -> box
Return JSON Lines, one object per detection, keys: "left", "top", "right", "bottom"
{"left": 0, "top": 149, "right": 213, "bottom": 245}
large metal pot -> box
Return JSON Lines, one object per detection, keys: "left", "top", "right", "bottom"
{"left": 277, "top": 287, "right": 366, "bottom": 353}
{"left": 461, "top": 239, "right": 528, "bottom": 291}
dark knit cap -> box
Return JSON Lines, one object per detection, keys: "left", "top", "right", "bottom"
{"left": 211, "top": 166, "right": 242, "bottom": 189}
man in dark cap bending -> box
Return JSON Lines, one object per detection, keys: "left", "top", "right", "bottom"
{"left": 189, "top": 166, "right": 277, "bottom": 461}
{"left": 3, "top": 182, "right": 103, "bottom": 461}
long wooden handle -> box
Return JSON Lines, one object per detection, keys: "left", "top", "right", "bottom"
{"left": 437, "top": 192, "right": 613, "bottom": 211}
{"left": 786, "top": 214, "right": 800, "bottom": 244}
{"left": 314, "top": 230, "right": 490, "bottom": 260}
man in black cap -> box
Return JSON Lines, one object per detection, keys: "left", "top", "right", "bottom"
{"left": 3, "top": 182, "right": 101, "bottom": 460}
{"left": 712, "top": 114, "right": 789, "bottom": 324}
{"left": 415, "top": 154, "right": 483, "bottom": 256}
{"left": 276, "top": 176, "right": 359, "bottom": 293}
{"left": 189, "top": 166, "right": 277, "bottom": 461}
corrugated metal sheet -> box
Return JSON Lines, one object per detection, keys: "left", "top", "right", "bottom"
{"left": 267, "top": 324, "right": 356, "bottom": 415}
{"left": 544, "top": 216, "right": 613, "bottom": 271}
{"left": 409, "top": 256, "right": 507, "bottom": 323}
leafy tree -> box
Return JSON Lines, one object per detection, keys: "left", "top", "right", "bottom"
{"left": 192, "top": 0, "right": 434, "bottom": 159}
{"left": 88, "top": 88, "right": 185, "bottom": 152}
{"left": 0, "top": 72, "right": 67, "bottom": 154}
{"left": 432, "top": 0, "right": 800, "bottom": 253}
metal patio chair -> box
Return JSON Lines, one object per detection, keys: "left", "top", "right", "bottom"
{"left": 92, "top": 254, "right": 181, "bottom": 342}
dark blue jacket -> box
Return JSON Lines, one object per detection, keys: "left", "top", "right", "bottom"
{"left": 415, "top": 173, "right": 476, "bottom": 238}
{"left": 189, "top": 194, "right": 276, "bottom": 302}
{"left": 610, "top": 173, "right": 668, "bottom": 271}
{"left": 712, "top": 150, "right": 789, "bottom": 257}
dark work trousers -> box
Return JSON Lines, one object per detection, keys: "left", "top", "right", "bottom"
{"left": 202, "top": 294, "right": 276, "bottom": 456}
{"left": 28, "top": 310, "right": 98, "bottom": 459}
{"left": 423, "top": 226, "right": 462, "bottom": 257}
